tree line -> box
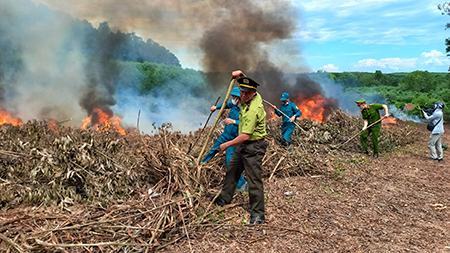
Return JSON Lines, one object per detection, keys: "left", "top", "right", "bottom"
{"left": 329, "top": 71, "right": 450, "bottom": 119}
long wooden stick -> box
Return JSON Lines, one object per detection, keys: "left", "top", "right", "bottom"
{"left": 187, "top": 96, "right": 221, "bottom": 155}
{"left": 262, "top": 99, "right": 307, "bottom": 133}
{"left": 56, "top": 118, "right": 72, "bottom": 124}
{"left": 334, "top": 117, "right": 384, "bottom": 149}
{"left": 38, "top": 199, "right": 182, "bottom": 233}
{"left": 197, "top": 79, "right": 235, "bottom": 165}
{"left": 137, "top": 109, "right": 141, "bottom": 132}
{"left": 35, "top": 239, "right": 151, "bottom": 248}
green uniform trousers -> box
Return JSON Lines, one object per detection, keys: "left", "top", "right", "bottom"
{"left": 360, "top": 125, "right": 381, "bottom": 155}
{"left": 219, "top": 139, "right": 268, "bottom": 218}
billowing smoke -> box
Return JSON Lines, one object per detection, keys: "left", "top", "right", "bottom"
{"left": 1, "top": 0, "right": 355, "bottom": 134}
{"left": 0, "top": 0, "right": 86, "bottom": 122}
{"left": 79, "top": 22, "right": 124, "bottom": 123}
{"left": 37, "top": 0, "right": 337, "bottom": 111}
{"left": 197, "top": 0, "right": 337, "bottom": 111}
{"left": 0, "top": 0, "right": 124, "bottom": 125}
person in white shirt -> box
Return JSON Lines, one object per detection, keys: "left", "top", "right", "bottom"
{"left": 423, "top": 102, "right": 445, "bottom": 162}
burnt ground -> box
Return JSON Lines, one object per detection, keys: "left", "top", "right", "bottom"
{"left": 167, "top": 128, "right": 449, "bottom": 252}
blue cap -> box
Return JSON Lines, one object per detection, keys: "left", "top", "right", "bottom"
{"left": 280, "top": 92, "right": 289, "bottom": 101}
{"left": 230, "top": 87, "right": 240, "bottom": 97}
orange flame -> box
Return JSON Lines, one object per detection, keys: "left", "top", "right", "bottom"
{"left": 294, "top": 95, "right": 328, "bottom": 123}
{"left": 382, "top": 116, "right": 397, "bottom": 127}
{"left": 0, "top": 109, "right": 22, "bottom": 126}
{"left": 47, "top": 119, "right": 59, "bottom": 132}
{"left": 81, "top": 108, "right": 126, "bottom": 135}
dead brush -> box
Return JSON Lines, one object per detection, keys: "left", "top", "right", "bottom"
{"left": 0, "top": 110, "right": 420, "bottom": 251}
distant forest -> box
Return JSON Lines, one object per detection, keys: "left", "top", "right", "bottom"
{"left": 0, "top": 1, "right": 180, "bottom": 86}
{"left": 328, "top": 71, "right": 450, "bottom": 118}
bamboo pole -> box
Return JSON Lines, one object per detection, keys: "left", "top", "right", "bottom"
{"left": 186, "top": 96, "right": 221, "bottom": 155}
{"left": 56, "top": 118, "right": 72, "bottom": 125}
{"left": 333, "top": 117, "right": 385, "bottom": 149}
{"left": 196, "top": 78, "right": 235, "bottom": 165}
{"left": 137, "top": 109, "right": 141, "bottom": 132}
{"left": 262, "top": 99, "right": 307, "bottom": 133}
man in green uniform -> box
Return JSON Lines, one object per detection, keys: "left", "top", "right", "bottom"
{"left": 215, "top": 70, "right": 268, "bottom": 225}
{"left": 356, "top": 99, "right": 389, "bottom": 158}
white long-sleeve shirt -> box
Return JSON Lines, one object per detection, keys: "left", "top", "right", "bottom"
{"left": 424, "top": 109, "right": 444, "bottom": 134}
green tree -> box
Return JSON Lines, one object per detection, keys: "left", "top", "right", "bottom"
{"left": 399, "top": 71, "right": 436, "bottom": 92}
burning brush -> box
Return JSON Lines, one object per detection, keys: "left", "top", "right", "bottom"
{"left": 81, "top": 107, "right": 126, "bottom": 135}
{"left": 0, "top": 108, "right": 22, "bottom": 126}
{"left": 293, "top": 94, "right": 335, "bottom": 123}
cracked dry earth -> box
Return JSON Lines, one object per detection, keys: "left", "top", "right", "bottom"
{"left": 167, "top": 128, "right": 449, "bottom": 253}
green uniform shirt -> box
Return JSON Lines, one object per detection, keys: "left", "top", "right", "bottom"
{"left": 239, "top": 92, "right": 267, "bottom": 141}
{"left": 361, "top": 104, "right": 383, "bottom": 125}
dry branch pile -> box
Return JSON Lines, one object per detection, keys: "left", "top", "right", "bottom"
{"left": 0, "top": 110, "right": 421, "bottom": 251}
{"left": 264, "top": 110, "right": 419, "bottom": 177}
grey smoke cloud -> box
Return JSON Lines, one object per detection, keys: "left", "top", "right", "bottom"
{"left": 0, "top": 0, "right": 87, "bottom": 123}
{"left": 35, "top": 0, "right": 301, "bottom": 71}
{"left": 2, "top": 0, "right": 375, "bottom": 133}
{"left": 0, "top": 0, "right": 127, "bottom": 127}
{"left": 34, "top": 0, "right": 331, "bottom": 116}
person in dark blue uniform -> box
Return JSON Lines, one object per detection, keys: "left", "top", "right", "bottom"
{"left": 202, "top": 87, "right": 247, "bottom": 190}
{"left": 271, "top": 92, "right": 301, "bottom": 146}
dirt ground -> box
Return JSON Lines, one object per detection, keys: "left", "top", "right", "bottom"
{"left": 167, "top": 128, "right": 449, "bottom": 253}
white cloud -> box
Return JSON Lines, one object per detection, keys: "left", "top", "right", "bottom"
{"left": 351, "top": 49, "right": 449, "bottom": 72}
{"left": 421, "top": 49, "right": 449, "bottom": 66}
{"left": 320, "top": 64, "right": 340, "bottom": 72}
{"left": 421, "top": 50, "right": 444, "bottom": 58}
{"left": 298, "top": 0, "right": 399, "bottom": 13}
{"left": 295, "top": 0, "right": 442, "bottom": 45}
{"left": 354, "top": 57, "right": 417, "bottom": 70}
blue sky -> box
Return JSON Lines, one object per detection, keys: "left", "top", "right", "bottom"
{"left": 293, "top": 0, "right": 449, "bottom": 72}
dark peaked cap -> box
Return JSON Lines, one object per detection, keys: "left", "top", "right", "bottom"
{"left": 237, "top": 77, "right": 260, "bottom": 91}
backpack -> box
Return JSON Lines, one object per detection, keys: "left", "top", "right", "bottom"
{"left": 427, "top": 118, "right": 441, "bottom": 132}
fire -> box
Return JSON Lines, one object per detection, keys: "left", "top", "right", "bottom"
{"left": 0, "top": 108, "right": 22, "bottom": 126}
{"left": 47, "top": 119, "right": 59, "bottom": 132}
{"left": 382, "top": 116, "right": 398, "bottom": 126}
{"left": 294, "top": 95, "right": 328, "bottom": 123}
{"left": 81, "top": 108, "right": 126, "bottom": 135}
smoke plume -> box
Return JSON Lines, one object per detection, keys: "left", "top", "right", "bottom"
{"left": 0, "top": 0, "right": 86, "bottom": 122}
{"left": 0, "top": 0, "right": 128, "bottom": 126}
{"left": 36, "top": 0, "right": 336, "bottom": 109}
{"left": 1, "top": 0, "right": 349, "bottom": 133}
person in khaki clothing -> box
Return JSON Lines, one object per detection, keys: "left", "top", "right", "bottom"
{"left": 214, "top": 70, "right": 268, "bottom": 225}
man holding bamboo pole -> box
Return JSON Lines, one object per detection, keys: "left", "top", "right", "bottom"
{"left": 356, "top": 99, "right": 389, "bottom": 158}
{"left": 214, "top": 70, "right": 268, "bottom": 225}
{"left": 202, "top": 87, "right": 247, "bottom": 191}
{"left": 271, "top": 91, "right": 302, "bottom": 146}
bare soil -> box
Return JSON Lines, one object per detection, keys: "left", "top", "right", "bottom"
{"left": 167, "top": 128, "right": 449, "bottom": 252}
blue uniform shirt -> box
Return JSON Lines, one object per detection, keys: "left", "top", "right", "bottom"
{"left": 275, "top": 101, "right": 302, "bottom": 123}
{"left": 217, "top": 100, "right": 240, "bottom": 137}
